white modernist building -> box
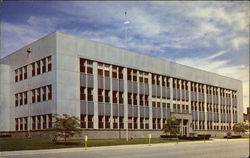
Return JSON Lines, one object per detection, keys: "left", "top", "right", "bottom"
{"left": 0, "top": 32, "right": 243, "bottom": 137}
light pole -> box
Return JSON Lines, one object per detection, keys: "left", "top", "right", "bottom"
{"left": 27, "top": 48, "right": 31, "bottom": 138}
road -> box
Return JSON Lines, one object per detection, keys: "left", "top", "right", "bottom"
{"left": 1, "top": 139, "right": 249, "bottom": 158}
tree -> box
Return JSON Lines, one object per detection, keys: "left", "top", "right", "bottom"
{"left": 233, "top": 123, "right": 248, "bottom": 135}
{"left": 162, "top": 117, "right": 181, "bottom": 137}
{"left": 52, "top": 114, "right": 81, "bottom": 143}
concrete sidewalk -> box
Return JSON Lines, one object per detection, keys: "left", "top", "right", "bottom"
{"left": 0, "top": 138, "right": 248, "bottom": 157}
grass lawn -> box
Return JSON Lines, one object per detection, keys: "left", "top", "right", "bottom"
{"left": 0, "top": 137, "right": 189, "bottom": 151}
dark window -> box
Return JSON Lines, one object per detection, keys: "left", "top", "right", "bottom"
{"left": 42, "top": 58, "right": 46, "bottom": 73}
{"left": 24, "top": 92, "right": 28, "bottom": 105}
{"left": 37, "top": 61, "right": 40, "bottom": 75}
{"left": 32, "top": 90, "right": 36, "bottom": 103}
{"left": 113, "top": 91, "right": 118, "bottom": 103}
{"left": 112, "top": 66, "right": 117, "bottom": 78}
{"left": 127, "top": 69, "right": 132, "bottom": 80}
{"left": 132, "top": 70, "right": 137, "bottom": 81}
{"left": 24, "top": 117, "right": 28, "bottom": 130}
{"left": 42, "top": 87, "right": 46, "bottom": 101}
{"left": 118, "top": 67, "right": 123, "bottom": 79}
{"left": 48, "top": 114, "right": 52, "bottom": 128}
{"left": 19, "top": 69, "right": 23, "bottom": 80}
{"left": 98, "top": 69, "right": 103, "bottom": 76}
{"left": 87, "top": 88, "right": 93, "bottom": 101}
{"left": 48, "top": 85, "right": 52, "bottom": 100}
{"left": 80, "top": 58, "right": 85, "bottom": 73}
{"left": 32, "top": 63, "right": 35, "bottom": 76}
{"left": 37, "top": 116, "right": 41, "bottom": 130}
{"left": 133, "top": 94, "right": 137, "bottom": 105}
{"left": 128, "top": 93, "right": 132, "bottom": 104}
{"left": 15, "top": 94, "right": 18, "bottom": 106}
{"left": 24, "top": 66, "right": 27, "bottom": 79}
{"left": 19, "top": 93, "right": 23, "bottom": 106}
{"left": 104, "top": 70, "right": 109, "bottom": 77}
{"left": 87, "top": 67, "right": 93, "bottom": 74}
{"left": 43, "top": 115, "right": 46, "bottom": 129}
{"left": 48, "top": 56, "right": 52, "bottom": 71}
{"left": 20, "top": 119, "right": 23, "bottom": 130}
{"left": 105, "top": 90, "right": 110, "bottom": 103}
{"left": 15, "top": 118, "right": 18, "bottom": 131}
{"left": 98, "top": 89, "right": 103, "bottom": 102}
{"left": 80, "top": 87, "right": 86, "bottom": 100}
{"left": 37, "top": 88, "right": 41, "bottom": 102}
{"left": 15, "top": 70, "right": 18, "bottom": 82}
{"left": 32, "top": 116, "right": 36, "bottom": 130}
{"left": 119, "top": 92, "right": 123, "bottom": 104}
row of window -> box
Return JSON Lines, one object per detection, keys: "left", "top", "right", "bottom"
{"left": 15, "top": 91, "right": 28, "bottom": 106}
{"left": 15, "top": 66, "right": 28, "bottom": 82}
{"left": 31, "top": 56, "right": 51, "bottom": 77}
{"left": 192, "top": 121, "right": 232, "bottom": 130}
{"left": 15, "top": 114, "right": 52, "bottom": 131}
{"left": 15, "top": 56, "right": 51, "bottom": 83}
{"left": 31, "top": 85, "right": 52, "bottom": 103}
{"left": 80, "top": 58, "right": 237, "bottom": 99}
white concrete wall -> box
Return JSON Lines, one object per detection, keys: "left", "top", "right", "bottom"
{"left": 0, "top": 33, "right": 57, "bottom": 131}
{"left": 0, "top": 63, "right": 10, "bottom": 131}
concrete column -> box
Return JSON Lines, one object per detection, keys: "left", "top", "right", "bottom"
{"left": 123, "top": 68, "right": 128, "bottom": 130}
{"left": 35, "top": 116, "right": 38, "bottom": 130}
{"left": 204, "top": 85, "right": 207, "bottom": 130}
{"left": 188, "top": 82, "right": 191, "bottom": 112}
{"left": 230, "top": 91, "right": 233, "bottom": 130}
{"left": 196, "top": 84, "right": 199, "bottom": 130}
{"left": 179, "top": 80, "right": 182, "bottom": 113}
{"left": 110, "top": 66, "right": 113, "bottom": 129}
{"left": 169, "top": 78, "right": 173, "bottom": 111}
{"left": 148, "top": 73, "right": 153, "bottom": 129}
{"left": 46, "top": 115, "right": 49, "bottom": 128}
{"left": 137, "top": 71, "right": 140, "bottom": 129}
{"left": 93, "top": 62, "right": 99, "bottom": 129}
{"left": 218, "top": 88, "right": 221, "bottom": 130}
{"left": 160, "top": 76, "right": 163, "bottom": 129}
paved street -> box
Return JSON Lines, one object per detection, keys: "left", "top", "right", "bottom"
{"left": 1, "top": 139, "right": 249, "bottom": 158}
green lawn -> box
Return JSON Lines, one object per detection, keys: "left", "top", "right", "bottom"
{"left": 0, "top": 137, "right": 187, "bottom": 151}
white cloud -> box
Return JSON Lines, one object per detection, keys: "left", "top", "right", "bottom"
{"left": 176, "top": 51, "right": 249, "bottom": 113}
{"left": 232, "top": 37, "right": 248, "bottom": 50}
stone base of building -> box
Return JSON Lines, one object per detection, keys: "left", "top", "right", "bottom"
{"left": 0, "top": 129, "right": 231, "bottom": 140}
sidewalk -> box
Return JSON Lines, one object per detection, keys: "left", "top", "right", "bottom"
{"left": 0, "top": 138, "right": 248, "bottom": 157}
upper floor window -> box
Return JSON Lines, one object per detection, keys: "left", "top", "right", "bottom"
{"left": 80, "top": 58, "right": 86, "bottom": 73}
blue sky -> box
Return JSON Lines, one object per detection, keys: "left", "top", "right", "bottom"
{"left": 1, "top": 1, "right": 249, "bottom": 111}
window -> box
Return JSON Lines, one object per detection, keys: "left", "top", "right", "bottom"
{"left": 132, "top": 70, "right": 137, "bottom": 81}
{"left": 48, "top": 114, "right": 52, "bottom": 128}
{"left": 42, "top": 58, "right": 46, "bottom": 73}
{"left": 36, "top": 61, "right": 40, "bottom": 75}
{"left": 43, "top": 115, "right": 47, "bottom": 129}
{"left": 87, "top": 88, "right": 93, "bottom": 101}
{"left": 32, "top": 116, "right": 36, "bottom": 130}
{"left": 86, "top": 60, "right": 93, "bottom": 74}
{"left": 144, "top": 72, "right": 148, "bottom": 83}
{"left": 15, "top": 94, "right": 18, "bottom": 106}
{"left": 139, "top": 94, "right": 144, "bottom": 106}
{"left": 156, "top": 75, "right": 160, "bottom": 85}
{"left": 42, "top": 87, "right": 46, "bottom": 101}
{"left": 105, "top": 90, "right": 110, "bottom": 103}
{"left": 127, "top": 69, "right": 132, "bottom": 80}
{"left": 24, "top": 66, "right": 27, "bottom": 79}
{"left": 24, "top": 117, "right": 28, "bottom": 130}
{"left": 37, "top": 88, "right": 41, "bottom": 102}
{"left": 128, "top": 93, "right": 132, "bottom": 104}
{"left": 133, "top": 93, "right": 137, "bottom": 105}
{"left": 139, "top": 72, "right": 143, "bottom": 83}
{"left": 15, "top": 70, "right": 18, "bottom": 82}
{"left": 112, "top": 66, "right": 117, "bottom": 78}
{"left": 32, "top": 90, "right": 36, "bottom": 103}
{"left": 48, "top": 56, "right": 52, "bottom": 71}
{"left": 119, "top": 92, "right": 123, "bottom": 104}
{"left": 113, "top": 91, "right": 118, "bottom": 103}
{"left": 37, "top": 116, "right": 41, "bottom": 129}
{"left": 118, "top": 67, "right": 123, "bottom": 79}
{"left": 15, "top": 118, "right": 19, "bottom": 131}
{"left": 80, "top": 58, "right": 85, "bottom": 73}
{"left": 98, "top": 89, "right": 103, "bottom": 102}
{"left": 145, "top": 95, "right": 149, "bottom": 106}
{"left": 24, "top": 92, "right": 28, "bottom": 104}
{"left": 162, "top": 77, "right": 166, "bottom": 86}
{"left": 48, "top": 85, "right": 52, "bottom": 100}
{"left": 80, "top": 87, "right": 86, "bottom": 100}
{"left": 19, "top": 93, "right": 23, "bottom": 106}
{"left": 19, "top": 69, "right": 23, "bottom": 81}
{"left": 152, "top": 74, "right": 156, "bottom": 84}
{"left": 32, "top": 63, "right": 35, "bottom": 76}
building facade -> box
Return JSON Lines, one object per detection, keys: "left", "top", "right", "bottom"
{"left": 0, "top": 32, "right": 243, "bottom": 137}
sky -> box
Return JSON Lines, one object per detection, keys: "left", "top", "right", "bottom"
{"left": 1, "top": 1, "right": 249, "bottom": 112}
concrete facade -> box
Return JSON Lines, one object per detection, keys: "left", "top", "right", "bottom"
{"left": 0, "top": 32, "right": 243, "bottom": 138}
